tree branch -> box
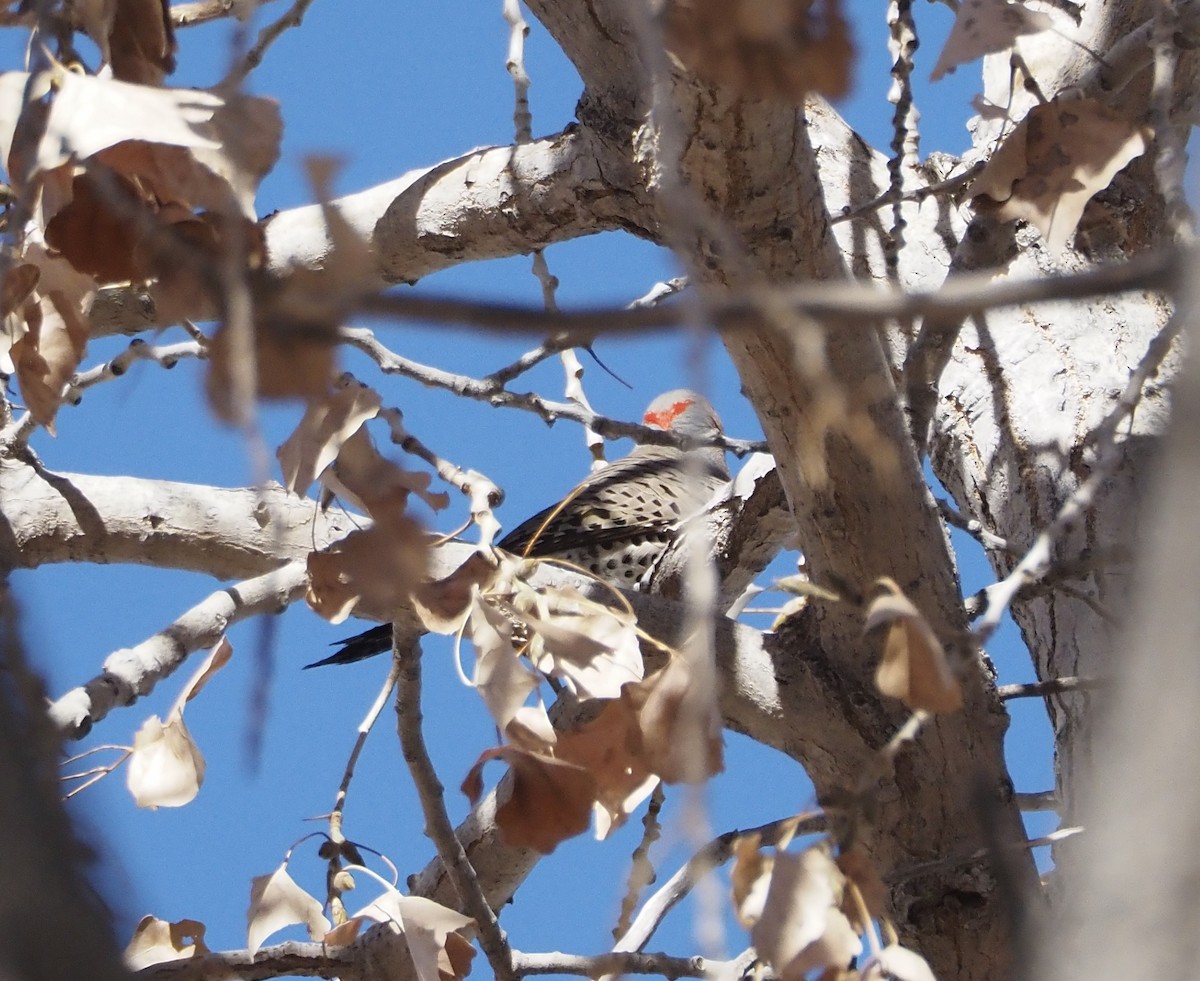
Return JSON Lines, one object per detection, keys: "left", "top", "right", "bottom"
{"left": 393, "top": 638, "right": 514, "bottom": 981}
{"left": 49, "top": 561, "right": 308, "bottom": 739}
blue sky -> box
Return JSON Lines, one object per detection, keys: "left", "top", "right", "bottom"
{"left": 9, "top": 2, "right": 1055, "bottom": 975}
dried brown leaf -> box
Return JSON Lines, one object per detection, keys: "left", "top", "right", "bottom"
{"left": 11, "top": 289, "right": 92, "bottom": 431}
{"left": 731, "top": 833, "right": 773, "bottom": 928}
{"left": 108, "top": 0, "right": 177, "bottom": 85}
{"left": 0, "top": 73, "right": 279, "bottom": 218}
{"left": 351, "top": 889, "right": 476, "bottom": 981}
{"left": 246, "top": 864, "right": 331, "bottom": 956}
{"left": 556, "top": 697, "right": 657, "bottom": 838}
{"left": 413, "top": 551, "right": 500, "bottom": 634}
{"left": 970, "top": 98, "right": 1150, "bottom": 252}
{"left": 206, "top": 315, "right": 338, "bottom": 420}
{"left": 176, "top": 637, "right": 233, "bottom": 711}
{"left": 306, "top": 515, "right": 429, "bottom": 624}
{"left": 623, "top": 655, "right": 724, "bottom": 784}
{"left": 323, "top": 425, "right": 449, "bottom": 516}
{"left": 930, "top": 0, "right": 1051, "bottom": 81}
{"left": 836, "top": 846, "right": 887, "bottom": 933}
{"left": 663, "top": 0, "right": 853, "bottom": 102}
{"left": 277, "top": 377, "right": 381, "bottom": 494}
{"left": 751, "top": 847, "right": 863, "bottom": 980}
{"left": 466, "top": 595, "right": 541, "bottom": 735}
{"left": 124, "top": 915, "right": 208, "bottom": 970}
{"left": 865, "top": 580, "right": 962, "bottom": 713}
{"left": 461, "top": 746, "right": 595, "bottom": 854}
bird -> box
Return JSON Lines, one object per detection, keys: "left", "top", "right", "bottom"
{"left": 305, "top": 389, "right": 729, "bottom": 668}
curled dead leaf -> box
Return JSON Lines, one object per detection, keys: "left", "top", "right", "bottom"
{"left": 865, "top": 579, "right": 962, "bottom": 713}
{"left": 277, "top": 376, "right": 381, "bottom": 495}
{"left": 930, "top": 0, "right": 1051, "bottom": 81}
{"left": 750, "top": 846, "right": 863, "bottom": 980}
{"left": 515, "top": 586, "right": 644, "bottom": 699}
{"left": 9, "top": 288, "right": 91, "bottom": 431}
{"left": 306, "top": 515, "right": 429, "bottom": 625}
{"left": 124, "top": 915, "right": 208, "bottom": 969}
{"left": 461, "top": 745, "right": 595, "bottom": 854}
{"left": 127, "top": 710, "right": 205, "bottom": 809}
{"left": 623, "top": 654, "right": 724, "bottom": 784}
{"left": 970, "top": 98, "right": 1150, "bottom": 253}
{"left": 556, "top": 698, "right": 658, "bottom": 839}
{"left": 323, "top": 424, "right": 450, "bottom": 517}
{"left": 246, "top": 864, "right": 331, "bottom": 956}
{"left": 414, "top": 551, "right": 500, "bottom": 634}
{"left": 351, "top": 886, "right": 476, "bottom": 981}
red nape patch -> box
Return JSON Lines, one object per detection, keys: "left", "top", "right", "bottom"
{"left": 643, "top": 398, "right": 693, "bottom": 430}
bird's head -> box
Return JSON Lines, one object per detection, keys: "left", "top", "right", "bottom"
{"left": 642, "top": 389, "right": 723, "bottom": 442}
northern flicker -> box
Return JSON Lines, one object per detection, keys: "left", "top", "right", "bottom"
{"left": 305, "top": 389, "right": 729, "bottom": 668}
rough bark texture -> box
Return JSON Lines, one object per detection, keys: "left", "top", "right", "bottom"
{"left": 6, "top": 1, "right": 1195, "bottom": 978}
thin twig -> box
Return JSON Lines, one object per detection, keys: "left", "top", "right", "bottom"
{"left": 611, "top": 813, "right": 826, "bottom": 955}
{"left": 222, "top": 0, "right": 317, "bottom": 88}
{"left": 996, "top": 676, "right": 1106, "bottom": 700}
{"left": 359, "top": 244, "right": 1183, "bottom": 336}
{"left": 936, "top": 497, "right": 1016, "bottom": 553}
{"left": 65, "top": 339, "right": 206, "bottom": 404}
{"left": 325, "top": 655, "right": 402, "bottom": 919}
{"left": 340, "top": 327, "right": 765, "bottom": 455}
{"left": 615, "top": 782, "right": 667, "bottom": 941}
{"left": 885, "top": 0, "right": 920, "bottom": 278}
{"left": 512, "top": 949, "right": 725, "bottom": 979}
{"left": 831, "top": 162, "right": 984, "bottom": 226}
{"left": 887, "top": 826, "right": 1084, "bottom": 884}
{"left": 394, "top": 638, "right": 514, "bottom": 981}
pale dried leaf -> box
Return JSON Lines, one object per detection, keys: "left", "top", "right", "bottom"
{"left": 866, "top": 582, "right": 962, "bottom": 713}
{"left": 277, "top": 377, "right": 381, "bottom": 494}
{"left": 323, "top": 425, "right": 449, "bottom": 516}
{"left": 306, "top": 515, "right": 429, "bottom": 624}
{"left": 412, "top": 552, "right": 499, "bottom": 634}
{"left": 751, "top": 847, "right": 862, "bottom": 980}
{"left": 246, "top": 864, "right": 331, "bottom": 956}
{"left": 664, "top": 0, "right": 853, "bottom": 101}
{"left": 517, "top": 587, "right": 644, "bottom": 699}
{"left": 0, "top": 72, "right": 279, "bottom": 217}
{"left": 124, "top": 915, "right": 208, "bottom": 970}
{"left": 503, "top": 704, "right": 557, "bottom": 754}
{"left": 862, "top": 944, "right": 937, "bottom": 981}
{"left": 353, "top": 889, "right": 476, "bottom": 981}
{"left": 468, "top": 596, "right": 540, "bottom": 735}
{"left": 11, "top": 289, "right": 91, "bottom": 431}
{"left": 731, "top": 833, "right": 773, "bottom": 928}
{"left": 970, "top": 98, "right": 1150, "bottom": 252}
{"left": 461, "top": 746, "right": 595, "bottom": 854}
{"left": 174, "top": 636, "right": 233, "bottom": 715}
{"left": 126, "top": 710, "right": 204, "bottom": 808}
{"left": 322, "top": 916, "right": 367, "bottom": 946}
{"left": 930, "top": 0, "right": 1051, "bottom": 81}
{"left": 624, "top": 655, "right": 724, "bottom": 783}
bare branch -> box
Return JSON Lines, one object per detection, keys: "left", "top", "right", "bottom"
{"left": 394, "top": 638, "right": 514, "bottom": 981}
{"left": 222, "top": 0, "right": 316, "bottom": 87}
{"left": 49, "top": 562, "right": 307, "bottom": 740}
